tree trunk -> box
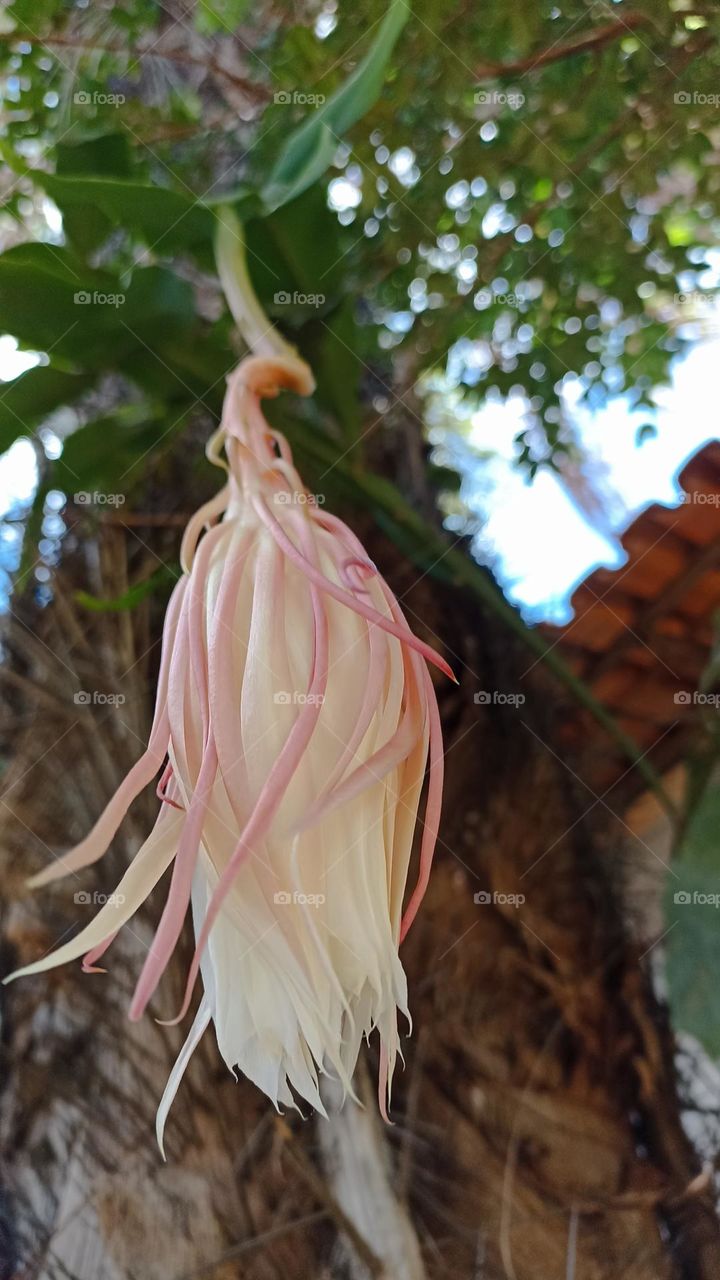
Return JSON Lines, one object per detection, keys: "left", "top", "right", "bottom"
{"left": 1, "top": 504, "right": 717, "bottom": 1280}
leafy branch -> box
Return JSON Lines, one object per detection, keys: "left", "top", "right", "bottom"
{"left": 474, "top": 11, "right": 652, "bottom": 80}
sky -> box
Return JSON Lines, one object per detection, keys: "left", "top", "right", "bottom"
{"left": 451, "top": 336, "right": 719, "bottom": 622}
{"left": 0, "top": 332, "right": 717, "bottom": 623}
{"left": 0, "top": 334, "right": 39, "bottom": 516}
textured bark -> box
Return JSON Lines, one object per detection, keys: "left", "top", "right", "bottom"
{"left": 0, "top": 484, "right": 717, "bottom": 1280}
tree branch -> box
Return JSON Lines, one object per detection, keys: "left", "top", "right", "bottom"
{"left": 475, "top": 12, "right": 650, "bottom": 80}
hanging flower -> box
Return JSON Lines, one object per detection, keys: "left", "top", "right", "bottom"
{"left": 5, "top": 354, "right": 452, "bottom": 1151}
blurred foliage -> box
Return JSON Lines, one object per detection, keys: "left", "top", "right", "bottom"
{"left": 0, "top": 0, "right": 718, "bottom": 534}
{"left": 666, "top": 780, "right": 720, "bottom": 1056}
{"left": 665, "top": 621, "right": 720, "bottom": 1056}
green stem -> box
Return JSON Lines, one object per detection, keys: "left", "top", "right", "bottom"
{"left": 214, "top": 206, "right": 297, "bottom": 361}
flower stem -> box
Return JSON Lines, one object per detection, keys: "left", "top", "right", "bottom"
{"left": 214, "top": 205, "right": 298, "bottom": 362}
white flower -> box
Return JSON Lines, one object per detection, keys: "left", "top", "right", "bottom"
{"left": 5, "top": 355, "right": 452, "bottom": 1153}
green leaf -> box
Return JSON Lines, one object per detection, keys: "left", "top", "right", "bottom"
{"left": 0, "top": 247, "right": 195, "bottom": 367}
{"left": 310, "top": 298, "right": 361, "bottom": 438}
{"left": 263, "top": 124, "right": 338, "bottom": 214}
{"left": 0, "top": 366, "right": 95, "bottom": 453}
{"left": 245, "top": 185, "right": 347, "bottom": 303}
{"left": 49, "top": 404, "right": 186, "bottom": 497}
{"left": 75, "top": 566, "right": 178, "bottom": 612}
{"left": 0, "top": 245, "right": 116, "bottom": 359}
{"left": 142, "top": 325, "right": 232, "bottom": 406}
{"left": 664, "top": 213, "right": 694, "bottom": 248}
{"left": 122, "top": 266, "right": 196, "bottom": 332}
{"left": 56, "top": 134, "right": 132, "bottom": 178}
{"left": 40, "top": 175, "right": 215, "bottom": 258}
{"left": 261, "top": 0, "right": 410, "bottom": 212}
{"left": 9, "top": 0, "right": 55, "bottom": 26}
{"left": 665, "top": 784, "right": 720, "bottom": 1055}
{"left": 51, "top": 137, "right": 135, "bottom": 251}
{"left": 665, "top": 867, "right": 720, "bottom": 1056}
